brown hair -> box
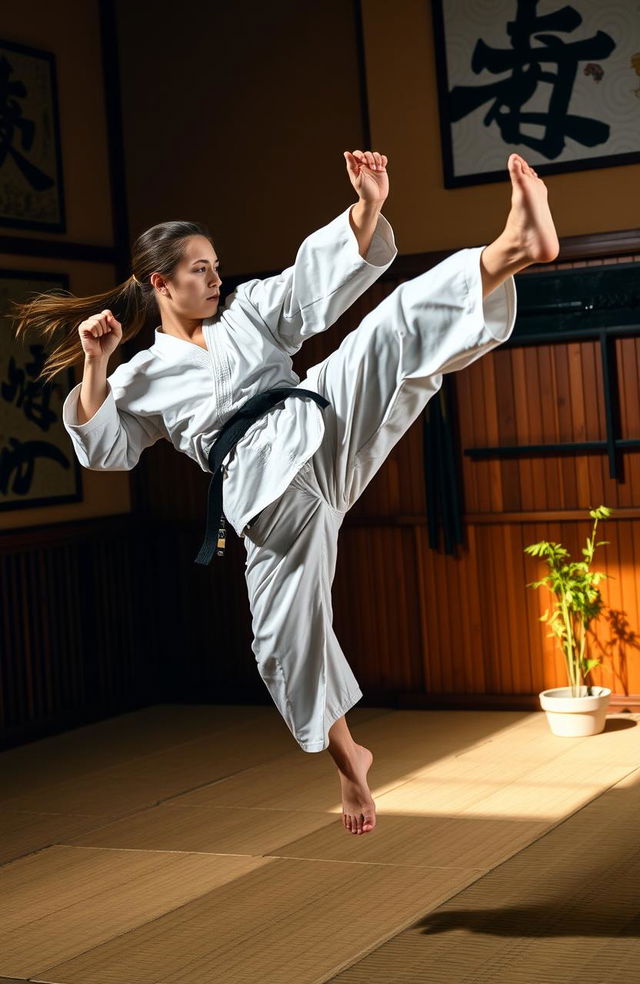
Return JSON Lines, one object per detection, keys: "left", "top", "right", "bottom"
{"left": 11, "top": 219, "right": 215, "bottom": 384}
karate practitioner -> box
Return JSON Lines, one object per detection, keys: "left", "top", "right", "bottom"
{"left": 14, "top": 150, "right": 559, "bottom": 836}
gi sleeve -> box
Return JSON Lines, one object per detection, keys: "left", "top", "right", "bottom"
{"left": 62, "top": 358, "right": 166, "bottom": 471}
{"left": 230, "top": 203, "right": 398, "bottom": 355}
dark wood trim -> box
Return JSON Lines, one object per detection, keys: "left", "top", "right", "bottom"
{"left": 0, "top": 513, "right": 141, "bottom": 552}
{"left": 98, "top": 0, "right": 131, "bottom": 283}
{"left": 353, "top": 0, "right": 372, "bottom": 151}
{"left": 219, "top": 227, "right": 640, "bottom": 296}
{"left": 391, "top": 229, "right": 640, "bottom": 282}
{"left": 550, "top": 227, "right": 640, "bottom": 263}
{"left": 396, "top": 691, "right": 640, "bottom": 712}
{"left": 0, "top": 235, "right": 117, "bottom": 264}
{"left": 342, "top": 509, "right": 640, "bottom": 527}
{"left": 6, "top": 507, "right": 635, "bottom": 553}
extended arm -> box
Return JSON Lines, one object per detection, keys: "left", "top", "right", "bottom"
{"left": 228, "top": 149, "right": 397, "bottom": 355}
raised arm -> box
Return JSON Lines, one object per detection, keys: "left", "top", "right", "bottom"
{"left": 343, "top": 149, "right": 389, "bottom": 258}
{"left": 227, "top": 149, "right": 397, "bottom": 355}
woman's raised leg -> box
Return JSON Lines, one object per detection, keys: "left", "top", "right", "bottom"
{"left": 299, "top": 154, "right": 559, "bottom": 836}
{"left": 304, "top": 152, "right": 559, "bottom": 515}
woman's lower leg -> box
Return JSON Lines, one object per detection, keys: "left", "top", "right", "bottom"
{"left": 327, "top": 715, "right": 376, "bottom": 834}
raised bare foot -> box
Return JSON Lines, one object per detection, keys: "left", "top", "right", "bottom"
{"left": 337, "top": 744, "right": 376, "bottom": 834}
{"left": 503, "top": 152, "right": 559, "bottom": 264}
{"left": 480, "top": 153, "right": 559, "bottom": 296}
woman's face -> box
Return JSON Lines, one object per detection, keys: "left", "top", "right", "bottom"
{"left": 153, "top": 234, "right": 222, "bottom": 320}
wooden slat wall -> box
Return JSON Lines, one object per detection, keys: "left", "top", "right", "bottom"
{"left": 0, "top": 516, "right": 263, "bottom": 750}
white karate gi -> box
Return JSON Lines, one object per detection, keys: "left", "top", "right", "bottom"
{"left": 62, "top": 205, "right": 517, "bottom": 754}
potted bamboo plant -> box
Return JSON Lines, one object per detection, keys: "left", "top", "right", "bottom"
{"left": 524, "top": 506, "right": 613, "bottom": 737}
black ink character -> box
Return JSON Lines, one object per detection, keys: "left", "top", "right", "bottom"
{"left": 448, "top": 0, "right": 616, "bottom": 159}
{"left": 0, "top": 55, "right": 55, "bottom": 190}
{"left": 0, "top": 437, "right": 70, "bottom": 495}
{"left": 1, "top": 343, "right": 59, "bottom": 430}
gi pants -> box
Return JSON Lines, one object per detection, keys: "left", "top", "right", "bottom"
{"left": 242, "top": 247, "right": 517, "bottom": 752}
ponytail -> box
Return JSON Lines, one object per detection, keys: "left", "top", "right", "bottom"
{"left": 10, "top": 275, "right": 154, "bottom": 385}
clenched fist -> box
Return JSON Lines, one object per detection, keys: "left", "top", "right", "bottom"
{"left": 78, "top": 309, "right": 122, "bottom": 361}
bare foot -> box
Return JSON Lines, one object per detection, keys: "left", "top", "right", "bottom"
{"left": 337, "top": 744, "right": 376, "bottom": 834}
{"left": 503, "top": 153, "right": 559, "bottom": 264}
{"left": 481, "top": 153, "right": 559, "bottom": 296}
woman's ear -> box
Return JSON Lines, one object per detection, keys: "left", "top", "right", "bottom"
{"left": 150, "top": 272, "right": 168, "bottom": 295}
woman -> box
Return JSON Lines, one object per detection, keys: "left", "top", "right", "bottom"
{"left": 14, "top": 150, "right": 559, "bottom": 836}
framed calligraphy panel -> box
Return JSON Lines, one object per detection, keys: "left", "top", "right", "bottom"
{"left": 432, "top": 0, "right": 640, "bottom": 187}
{"left": 0, "top": 39, "right": 65, "bottom": 231}
{"left": 0, "top": 270, "right": 81, "bottom": 513}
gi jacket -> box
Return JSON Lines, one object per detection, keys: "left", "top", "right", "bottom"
{"left": 62, "top": 203, "right": 398, "bottom": 535}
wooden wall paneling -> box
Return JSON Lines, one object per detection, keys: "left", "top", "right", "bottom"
{"left": 621, "top": 522, "right": 640, "bottom": 694}
{"left": 493, "top": 349, "right": 519, "bottom": 512}
{"left": 464, "top": 525, "right": 486, "bottom": 693}
{"left": 524, "top": 345, "right": 547, "bottom": 511}
{"left": 456, "top": 371, "right": 479, "bottom": 515}
{"left": 425, "top": 527, "right": 446, "bottom": 692}
{"left": 615, "top": 519, "right": 638, "bottom": 695}
{"left": 578, "top": 340, "right": 601, "bottom": 506}
{"left": 618, "top": 337, "right": 640, "bottom": 505}
{"left": 538, "top": 345, "right": 561, "bottom": 507}
{"left": 502, "top": 524, "right": 521, "bottom": 692}
{"left": 458, "top": 545, "right": 480, "bottom": 692}
{"left": 565, "top": 343, "right": 590, "bottom": 505}
{"left": 334, "top": 528, "right": 381, "bottom": 692}
{"left": 522, "top": 522, "right": 544, "bottom": 694}
{"left": 0, "top": 521, "right": 185, "bottom": 748}
{"left": 412, "top": 526, "right": 432, "bottom": 693}
{"left": 511, "top": 346, "right": 530, "bottom": 455}
{"left": 344, "top": 526, "right": 421, "bottom": 694}
{"left": 466, "top": 358, "right": 491, "bottom": 512}
{"left": 450, "top": 546, "right": 474, "bottom": 692}
{"left": 481, "top": 353, "right": 504, "bottom": 513}
{"left": 561, "top": 345, "right": 574, "bottom": 503}
{"left": 487, "top": 522, "right": 512, "bottom": 693}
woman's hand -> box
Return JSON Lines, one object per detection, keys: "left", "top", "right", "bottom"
{"left": 78, "top": 309, "right": 123, "bottom": 361}
{"left": 343, "top": 149, "right": 389, "bottom": 206}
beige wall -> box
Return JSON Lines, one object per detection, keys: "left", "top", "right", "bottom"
{"left": 1, "top": 0, "right": 130, "bottom": 531}
{"left": 361, "top": 0, "right": 640, "bottom": 254}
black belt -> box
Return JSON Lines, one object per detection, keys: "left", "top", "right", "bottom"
{"left": 194, "top": 386, "right": 330, "bottom": 565}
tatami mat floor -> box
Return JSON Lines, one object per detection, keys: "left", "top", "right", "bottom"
{"left": 0, "top": 704, "right": 638, "bottom": 983}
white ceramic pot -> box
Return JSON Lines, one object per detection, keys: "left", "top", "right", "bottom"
{"left": 539, "top": 686, "right": 611, "bottom": 736}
